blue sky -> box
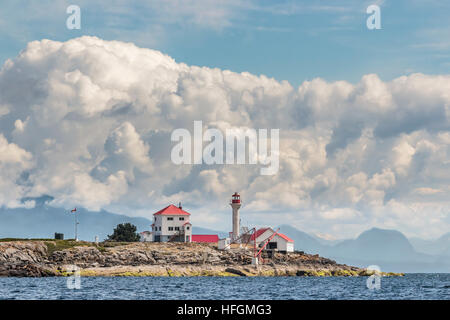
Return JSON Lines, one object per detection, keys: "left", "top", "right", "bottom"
{"left": 1, "top": 0, "right": 449, "bottom": 85}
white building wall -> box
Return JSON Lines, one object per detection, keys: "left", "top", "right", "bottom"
{"left": 184, "top": 223, "right": 192, "bottom": 242}
{"left": 218, "top": 238, "right": 231, "bottom": 250}
{"left": 271, "top": 234, "right": 294, "bottom": 252}
{"left": 253, "top": 229, "right": 294, "bottom": 252}
{"left": 153, "top": 215, "right": 191, "bottom": 242}
{"left": 140, "top": 232, "right": 153, "bottom": 242}
{"left": 286, "top": 242, "right": 294, "bottom": 252}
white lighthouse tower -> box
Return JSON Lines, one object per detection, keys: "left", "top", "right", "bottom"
{"left": 230, "top": 192, "right": 241, "bottom": 241}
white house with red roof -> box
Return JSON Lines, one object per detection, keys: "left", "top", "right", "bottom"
{"left": 152, "top": 203, "right": 192, "bottom": 242}
{"left": 250, "top": 227, "right": 294, "bottom": 252}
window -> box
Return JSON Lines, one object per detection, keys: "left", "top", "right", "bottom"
{"left": 167, "top": 217, "right": 174, "bottom": 221}
{"left": 179, "top": 217, "right": 184, "bottom": 221}
{"left": 186, "top": 226, "right": 190, "bottom": 230}
{"left": 268, "top": 242, "right": 277, "bottom": 249}
{"left": 175, "top": 227, "right": 180, "bottom": 231}
{"left": 168, "top": 227, "right": 174, "bottom": 231}
{"left": 159, "top": 227, "right": 161, "bottom": 231}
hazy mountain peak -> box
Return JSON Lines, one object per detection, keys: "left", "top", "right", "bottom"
{"left": 358, "top": 227, "right": 408, "bottom": 239}
{"left": 356, "top": 227, "right": 415, "bottom": 250}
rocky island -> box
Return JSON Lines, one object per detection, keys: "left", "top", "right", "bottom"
{"left": 0, "top": 240, "right": 402, "bottom": 277}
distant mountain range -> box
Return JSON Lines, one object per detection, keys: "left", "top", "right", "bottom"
{"left": 409, "top": 233, "right": 450, "bottom": 256}
{"left": 0, "top": 197, "right": 228, "bottom": 241}
{"left": 0, "top": 200, "right": 448, "bottom": 273}
{"left": 0, "top": 199, "right": 151, "bottom": 242}
{"left": 277, "top": 224, "right": 450, "bottom": 273}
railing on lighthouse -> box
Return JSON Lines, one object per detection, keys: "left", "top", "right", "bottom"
{"left": 231, "top": 192, "right": 240, "bottom": 204}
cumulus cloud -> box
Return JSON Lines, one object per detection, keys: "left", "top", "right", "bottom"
{"left": 0, "top": 134, "right": 33, "bottom": 208}
{"left": 0, "top": 36, "right": 448, "bottom": 238}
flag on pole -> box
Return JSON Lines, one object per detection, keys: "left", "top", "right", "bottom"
{"left": 71, "top": 208, "right": 77, "bottom": 213}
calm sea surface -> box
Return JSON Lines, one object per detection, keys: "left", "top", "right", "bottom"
{"left": 0, "top": 274, "right": 449, "bottom": 300}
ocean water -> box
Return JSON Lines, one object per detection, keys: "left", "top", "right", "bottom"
{"left": 0, "top": 274, "right": 449, "bottom": 300}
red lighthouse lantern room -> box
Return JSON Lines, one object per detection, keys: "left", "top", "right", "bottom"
{"left": 231, "top": 192, "right": 240, "bottom": 204}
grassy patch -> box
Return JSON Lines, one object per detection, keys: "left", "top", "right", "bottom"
{"left": 97, "top": 246, "right": 107, "bottom": 253}
{"left": 0, "top": 238, "right": 55, "bottom": 242}
{"left": 44, "top": 240, "right": 93, "bottom": 256}
{"left": 101, "top": 241, "right": 135, "bottom": 248}
{"left": 0, "top": 238, "right": 140, "bottom": 256}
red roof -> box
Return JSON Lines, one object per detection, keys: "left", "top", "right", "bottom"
{"left": 153, "top": 204, "right": 191, "bottom": 216}
{"left": 277, "top": 233, "right": 294, "bottom": 243}
{"left": 250, "top": 228, "right": 293, "bottom": 242}
{"left": 250, "top": 228, "right": 272, "bottom": 240}
{"left": 192, "top": 235, "right": 219, "bottom": 243}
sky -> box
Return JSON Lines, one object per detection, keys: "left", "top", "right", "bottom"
{"left": 1, "top": 0, "right": 450, "bottom": 85}
{"left": 0, "top": 0, "right": 449, "bottom": 240}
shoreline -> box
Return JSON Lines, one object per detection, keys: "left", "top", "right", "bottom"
{"left": 0, "top": 240, "right": 404, "bottom": 278}
{"left": 62, "top": 265, "right": 403, "bottom": 277}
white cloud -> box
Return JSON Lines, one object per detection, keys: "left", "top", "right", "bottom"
{"left": 0, "top": 134, "right": 34, "bottom": 208}
{"left": 0, "top": 36, "right": 449, "bottom": 238}
{"left": 320, "top": 207, "right": 361, "bottom": 220}
{"left": 413, "top": 187, "right": 443, "bottom": 195}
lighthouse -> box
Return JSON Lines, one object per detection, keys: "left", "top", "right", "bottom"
{"left": 230, "top": 192, "right": 241, "bottom": 241}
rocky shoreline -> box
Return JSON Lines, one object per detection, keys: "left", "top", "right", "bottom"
{"left": 0, "top": 240, "right": 403, "bottom": 277}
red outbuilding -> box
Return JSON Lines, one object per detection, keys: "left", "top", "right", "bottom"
{"left": 192, "top": 234, "right": 219, "bottom": 243}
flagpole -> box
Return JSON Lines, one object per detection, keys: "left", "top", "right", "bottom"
{"left": 75, "top": 210, "right": 78, "bottom": 242}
